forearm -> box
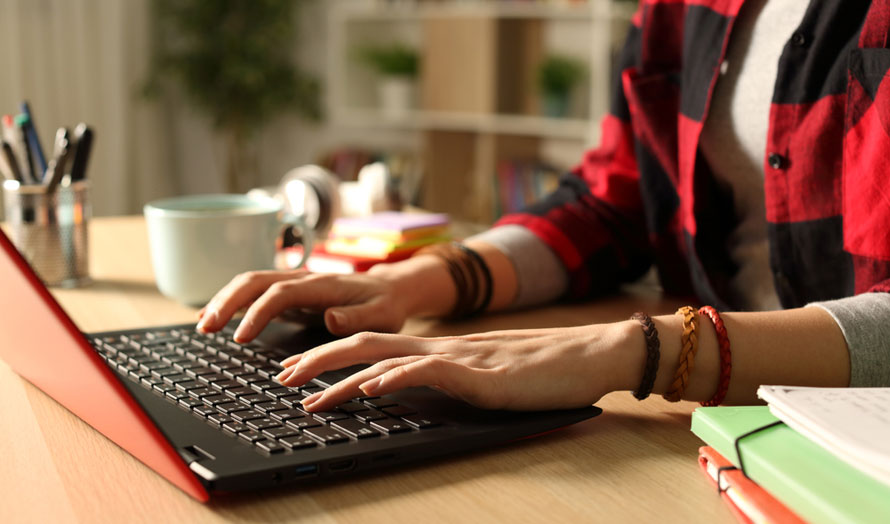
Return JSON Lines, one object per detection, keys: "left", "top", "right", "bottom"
{"left": 616, "top": 307, "right": 851, "bottom": 404}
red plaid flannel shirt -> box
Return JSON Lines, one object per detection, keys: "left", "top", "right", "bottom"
{"left": 496, "top": 0, "right": 890, "bottom": 310}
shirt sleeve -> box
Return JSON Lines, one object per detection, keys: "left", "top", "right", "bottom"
{"left": 807, "top": 293, "right": 890, "bottom": 387}
{"left": 492, "top": 20, "right": 653, "bottom": 300}
{"left": 467, "top": 225, "right": 568, "bottom": 309}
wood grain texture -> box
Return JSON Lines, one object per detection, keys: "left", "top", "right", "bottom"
{"left": 1, "top": 217, "right": 733, "bottom": 523}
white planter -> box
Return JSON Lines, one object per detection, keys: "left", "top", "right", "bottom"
{"left": 378, "top": 77, "right": 415, "bottom": 119}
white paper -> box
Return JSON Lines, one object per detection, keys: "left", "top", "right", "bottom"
{"left": 757, "top": 386, "right": 890, "bottom": 487}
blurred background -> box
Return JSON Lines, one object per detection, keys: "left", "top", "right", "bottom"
{"left": 0, "top": 0, "right": 633, "bottom": 223}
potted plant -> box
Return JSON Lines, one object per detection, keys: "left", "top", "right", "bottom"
{"left": 356, "top": 43, "right": 420, "bottom": 119}
{"left": 144, "top": 0, "right": 321, "bottom": 192}
{"left": 537, "top": 55, "right": 586, "bottom": 118}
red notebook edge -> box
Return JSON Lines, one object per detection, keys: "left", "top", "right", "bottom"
{"left": 697, "top": 446, "right": 806, "bottom": 524}
{"left": 0, "top": 229, "right": 209, "bottom": 502}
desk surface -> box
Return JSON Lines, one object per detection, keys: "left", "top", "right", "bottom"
{"left": 0, "top": 216, "right": 732, "bottom": 523}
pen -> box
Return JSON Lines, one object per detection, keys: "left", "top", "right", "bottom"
{"left": 69, "top": 123, "right": 93, "bottom": 182}
{"left": 14, "top": 114, "right": 38, "bottom": 184}
{"left": 2, "top": 115, "right": 27, "bottom": 182}
{"left": 20, "top": 101, "right": 48, "bottom": 176}
{"left": 1, "top": 140, "right": 24, "bottom": 183}
{"left": 44, "top": 128, "right": 72, "bottom": 193}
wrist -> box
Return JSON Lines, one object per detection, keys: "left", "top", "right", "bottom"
{"left": 368, "top": 255, "right": 456, "bottom": 318}
{"left": 609, "top": 319, "right": 652, "bottom": 393}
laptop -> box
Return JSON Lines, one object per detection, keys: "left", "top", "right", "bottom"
{"left": 0, "top": 227, "right": 600, "bottom": 501}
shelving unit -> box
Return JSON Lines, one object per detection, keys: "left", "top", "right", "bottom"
{"left": 327, "top": 0, "right": 634, "bottom": 222}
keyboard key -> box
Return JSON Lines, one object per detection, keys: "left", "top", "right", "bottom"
{"left": 193, "top": 405, "right": 216, "bottom": 418}
{"left": 265, "top": 387, "right": 297, "bottom": 399}
{"left": 270, "top": 409, "right": 308, "bottom": 422}
{"left": 197, "top": 372, "right": 228, "bottom": 384}
{"left": 165, "top": 390, "right": 189, "bottom": 402}
{"left": 236, "top": 373, "right": 266, "bottom": 386}
{"left": 354, "top": 409, "right": 388, "bottom": 423}
{"left": 202, "top": 394, "right": 232, "bottom": 406}
{"left": 280, "top": 435, "right": 317, "bottom": 450}
{"left": 153, "top": 383, "right": 176, "bottom": 395}
{"left": 179, "top": 397, "right": 203, "bottom": 410}
{"left": 331, "top": 419, "right": 381, "bottom": 439}
{"left": 286, "top": 418, "right": 322, "bottom": 431}
{"left": 255, "top": 439, "right": 285, "bottom": 454}
{"left": 279, "top": 394, "right": 305, "bottom": 408}
{"left": 337, "top": 401, "right": 369, "bottom": 414}
{"left": 240, "top": 394, "right": 269, "bottom": 406}
{"left": 211, "top": 361, "right": 240, "bottom": 373}
{"left": 313, "top": 411, "right": 349, "bottom": 423}
{"left": 262, "top": 426, "right": 299, "bottom": 440}
{"left": 175, "top": 380, "right": 204, "bottom": 392}
{"left": 255, "top": 401, "right": 289, "bottom": 414}
{"left": 250, "top": 381, "right": 280, "bottom": 393}
{"left": 246, "top": 418, "right": 281, "bottom": 431}
{"left": 208, "top": 413, "right": 233, "bottom": 427}
{"left": 222, "top": 421, "right": 250, "bottom": 434}
{"left": 370, "top": 418, "right": 412, "bottom": 434}
{"left": 364, "top": 398, "right": 397, "bottom": 410}
{"left": 175, "top": 361, "right": 204, "bottom": 372}
{"left": 401, "top": 415, "right": 442, "bottom": 430}
{"left": 149, "top": 367, "right": 176, "bottom": 379}
{"left": 163, "top": 373, "right": 193, "bottom": 386}
{"left": 225, "top": 386, "right": 256, "bottom": 399}
{"left": 215, "top": 402, "right": 242, "bottom": 414}
{"left": 239, "top": 429, "right": 264, "bottom": 443}
{"left": 188, "top": 387, "right": 218, "bottom": 399}
{"left": 230, "top": 410, "right": 266, "bottom": 423}
{"left": 382, "top": 405, "right": 417, "bottom": 418}
{"left": 303, "top": 426, "right": 349, "bottom": 445}
{"left": 210, "top": 379, "right": 242, "bottom": 391}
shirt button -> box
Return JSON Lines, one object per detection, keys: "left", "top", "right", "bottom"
{"left": 768, "top": 153, "right": 786, "bottom": 170}
{"left": 791, "top": 32, "right": 808, "bottom": 47}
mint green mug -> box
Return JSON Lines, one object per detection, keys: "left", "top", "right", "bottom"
{"left": 144, "top": 194, "right": 312, "bottom": 306}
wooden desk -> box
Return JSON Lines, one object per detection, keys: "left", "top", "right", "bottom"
{"left": 0, "top": 217, "right": 733, "bottom": 523}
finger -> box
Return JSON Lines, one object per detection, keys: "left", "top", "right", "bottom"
{"left": 324, "top": 299, "right": 401, "bottom": 336}
{"left": 360, "top": 357, "right": 479, "bottom": 403}
{"left": 197, "top": 270, "right": 305, "bottom": 333}
{"left": 279, "top": 352, "right": 304, "bottom": 369}
{"left": 300, "top": 356, "right": 426, "bottom": 411}
{"left": 280, "top": 332, "right": 429, "bottom": 387}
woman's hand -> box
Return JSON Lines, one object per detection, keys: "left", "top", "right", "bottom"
{"left": 276, "top": 322, "right": 641, "bottom": 412}
{"left": 196, "top": 269, "right": 414, "bottom": 342}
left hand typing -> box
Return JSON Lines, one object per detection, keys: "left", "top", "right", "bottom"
{"left": 276, "top": 322, "right": 640, "bottom": 412}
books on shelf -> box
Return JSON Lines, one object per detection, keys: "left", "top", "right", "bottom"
{"left": 493, "top": 160, "right": 561, "bottom": 217}
{"left": 691, "top": 405, "right": 890, "bottom": 524}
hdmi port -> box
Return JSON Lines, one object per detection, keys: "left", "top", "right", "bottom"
{"left": 328, "top": 459, "right": 356, "bottom": 473}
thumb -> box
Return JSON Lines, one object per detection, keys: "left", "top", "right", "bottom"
{"left": 324, "top": 300, "right": 402, "bottom": 336}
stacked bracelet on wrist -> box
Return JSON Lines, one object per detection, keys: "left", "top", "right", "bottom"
{"left": 663, "top": 306, "right": 699, "bottom": 402}
{"left": 630, "top": 312, "right": 660, "bottom": 401}
{"left": 698, "top": 305, "right": 732, "bottom": 406}
{"left": 413, "top": 241, "right": 493, "bottom": 319}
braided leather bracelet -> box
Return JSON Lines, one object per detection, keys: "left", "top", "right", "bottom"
{"left": 630, "top": 312, "right": 660, "bottom": 400}
{"left": 698, "top": 306, "right": 732, "bottom": 406}
{"left": 663, "top": 306, "right": 699, "bottom": 402}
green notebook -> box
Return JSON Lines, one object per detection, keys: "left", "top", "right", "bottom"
{"left": 691, "top": 406, "right": 890, "bottom": 524}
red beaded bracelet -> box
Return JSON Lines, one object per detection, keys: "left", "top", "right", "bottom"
{"left": 698, "top": 305, "right": 732, "bottom": 406}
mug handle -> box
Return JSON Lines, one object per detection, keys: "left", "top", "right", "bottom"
{"left": 280, "top": 213, "right": 314, "bottom": 269}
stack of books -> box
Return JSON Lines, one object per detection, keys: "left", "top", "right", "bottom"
{"left": 306, "top": 212, "right": 450, "bottom": 274}
{"left": 691, "top": 386, "right": 890, "bottom": 524}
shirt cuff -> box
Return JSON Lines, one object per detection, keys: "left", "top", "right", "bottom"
{"left": 467, "top": 225, "right": 568, "bottom": 309}
{"left": 807, "top": 293, "right": 890, "bottom": 387}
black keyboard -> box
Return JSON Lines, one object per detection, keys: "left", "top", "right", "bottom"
{"left": 91, "top": 326, "right": 442, "bottom": 455}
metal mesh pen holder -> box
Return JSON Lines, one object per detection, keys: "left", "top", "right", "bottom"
{"left": 2, "top": 180, "right": 91, "bottom": 287}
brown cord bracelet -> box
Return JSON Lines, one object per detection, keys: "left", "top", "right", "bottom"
{"left": 663, "top": 306, "right": 699, "bottom": 402}
{"left": 630, "top": 312, "right": 660, "bottom": 401}
{"left": 413, "top": 241, "right": 493, "bottom": 319}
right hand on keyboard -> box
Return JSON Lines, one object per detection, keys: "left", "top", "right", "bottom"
{"left": 196, "top": 269, "right": 410, "bottom": 342}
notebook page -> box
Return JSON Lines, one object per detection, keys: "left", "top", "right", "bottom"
{"left": 757, "top": 386, "right": 890, "bottom": 488}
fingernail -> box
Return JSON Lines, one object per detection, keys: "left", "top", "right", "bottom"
{"left": 360, "top": 376, "right": 384, "bottom": 395}
{"left": 330, "top": 310, "right": 346, "bottom": 329}
{"left": 301, "top": 391, "right": 323, "bottom": 408}
{"left": 233, "top": 318, "right": 252, "bottom": 342}
{"left": 275, "top": 367, "right": 295, "bottom": 383}
{"left": 197, "top": 309, "right": 218, "bottom": 333}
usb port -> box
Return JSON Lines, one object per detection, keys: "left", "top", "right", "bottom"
{"left": 294, "top": 464, "right": 318, "bottom": 478}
